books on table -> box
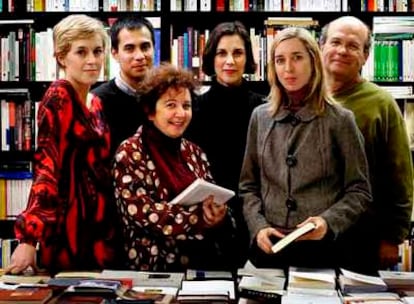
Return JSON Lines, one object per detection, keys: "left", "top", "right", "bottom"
{"left": 339, "top": 268, "right": 387, "bottom": 294}
{"left": 100, "top": 270, "right": 184, "bottom": 289}
{"left": 237, "top": 260, "right": 285, "bottom": 300}
{"left": 271, "top": 222, "right": 316, "bottom": 254}
{"left": 341, "top": 292, "right": 402, "bottom": 304}
{"left": 179, "top": 280, "right": 235, "bottom": 301}
{"left": 287, "top": 267, "right": 337, "bottom": 296}
{"left": 379, "top": 270, "right": 414, "bottom": 292}
{"left": 169, "top": 178, "right": 235, "bottom": 206}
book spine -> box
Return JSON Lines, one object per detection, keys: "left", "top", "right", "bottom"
{"left": 239, "top": 288, "right": 282, "bottom": 301}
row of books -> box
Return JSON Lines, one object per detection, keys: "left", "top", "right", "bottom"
{"left": 0, "top": 18, "right": 161, "bottom": 82}
{"left": 362, "top": 0, "right": 414, "bottom": 11}
{"left": 26, "top": 0, "right": 161, "bottom": 12}
{"left": 170, "top": 17, "right": 318, "bottom": 81}
{"left": 0, "top": 269, "right": 235, "bottom": 303}
{"left": 2, "top": 16, "right": 414, "bottom": 83}
{"left": 0, "top": 99, "right": 35, "bottom": 152}
{"left": 370, "top": 38, "right": 414, "bottom": 82}
{"left": 171, "top": 0, "right": 348, "bottom": 12}
{"left": 237, "top": 261, "right": 414, "bottom": 303}
{"left": 3, "top": 261, "right": 414, "bottom": 303}
{"left": 170, "top": 16, "right": 414, "bottom": 83}
{"left": 0, "top": 177, "right": 32, "bottom": 219}
{"left": 3, "top": 0, "right": 160, "bottom": 12}
{"left": 5, "top": 0, "right": 348, "bottom": 12}
{"left": 0, "top": 239, "right": 17, "bottom": 269}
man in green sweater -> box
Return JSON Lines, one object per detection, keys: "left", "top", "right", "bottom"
{"left": 321, "top": 16, "right": 413, "bottom": 273}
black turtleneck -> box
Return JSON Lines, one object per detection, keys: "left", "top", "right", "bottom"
{"left": 187, "top": 78, "right": 265, "bottom": 192}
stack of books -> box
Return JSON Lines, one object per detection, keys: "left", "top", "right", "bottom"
{"left": 338, "top": 268, "right": 387, "bottom": 294}
{"left": 287, "top": 267, "right": 337, "bottom": 296}
{"left": 379, "top": 270, "right": 414, "bottom": 295}
{"left": 237, "top": 260, "right": 285, "bottom": 301}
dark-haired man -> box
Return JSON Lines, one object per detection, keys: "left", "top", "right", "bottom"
{"left": 93, "top": 16, "right": 155, "bottom": 155}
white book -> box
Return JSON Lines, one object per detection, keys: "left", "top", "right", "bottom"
{"left": 180, "top": 280, "right": 235, "bottom": 300}
{"left": 271, "top": 222, "right": 316, "bottom": 253}
{"left": 239, "top": 275, "right": 285, "bottom": 295}
{"left": 238, "top": 260, "right": 285, "bottom": 278}
{"left": 169, "top": 178, "right": 235, "bottom": 206}
{"left": 199, "top": 0, "right": 211, "bottom": 11}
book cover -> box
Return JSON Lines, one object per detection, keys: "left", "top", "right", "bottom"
{"left": 271, "top": 222, "right": 316, "bottom": 253}
{"left": 0, "top": 273, "right": 51, "bottom": 284}
{"left": 100, "top": 270, "right": 184, "bottom": 289}
{"left": 185, "top": 269, "right": 233, "bottom": 280}
{"left": 180, "top": 280, "right": 235, "bottom": 300}
{"left": 62, "top": 279, "right": 124, "bottom": 300}
{"left": 238, "top": 276, "right": 285, "bottom": 300}
{"left": 54, "top": 294, "right": 106, "bottom": 304}
{"left": 169, "top": 178, "right": 235, "bottom": 206}
{"left": 0, "top": 288, "right": 53, "bottom": 303}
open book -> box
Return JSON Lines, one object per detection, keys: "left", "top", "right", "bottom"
{"left": 169, "top": 178, "right": 235, "bottom": 206}
{"left": 271, "top": 222, "right": 316, "bottom": 254}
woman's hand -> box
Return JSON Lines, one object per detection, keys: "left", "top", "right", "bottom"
{"left": 296, "top": 216, "right": 328, "bottom": 241}
{"left": 202, "top": 195, "right": 227, "bottom": 228}
{"left": 4, "top": 243, "right": 37, "bottom": 274}
{"left": 256, "top": 227, "right": 286, "bottom": 254}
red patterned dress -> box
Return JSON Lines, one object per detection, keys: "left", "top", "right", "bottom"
{"left": 14, "top": 80, "right": 119, "bottom": 272}
{"left": 113, "top": 124, "right": 237, "bottom": 271}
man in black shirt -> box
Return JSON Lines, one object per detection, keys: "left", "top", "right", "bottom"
{"left": 92, "top": 16, "right": 155, "bottom": 155}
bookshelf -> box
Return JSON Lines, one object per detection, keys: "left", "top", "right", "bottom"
{"left": 0, "top": 0, "right": 414, "bottom": 235}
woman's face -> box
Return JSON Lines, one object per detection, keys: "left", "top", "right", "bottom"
{"left": 214, "top": 34, "right": 247, "bottom": 87}
{"left": 59, "top": 33, "right": 105, "bottom": 89}
{"left": 274, "top": 37, "right": 312, "bottom": 92}
{"left": 149, "top": 87, "right": 192, "bottom": 138}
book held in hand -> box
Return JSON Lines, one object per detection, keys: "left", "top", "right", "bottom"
{"left": 169, "top": 178, "right": 235, "bottom": 206}
{"left": 271, "top": 222, "right": 316, "bottom": 254}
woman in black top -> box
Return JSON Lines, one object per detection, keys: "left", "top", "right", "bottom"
{"left": 187, "top": 21, "right": 265, "bottom": 269}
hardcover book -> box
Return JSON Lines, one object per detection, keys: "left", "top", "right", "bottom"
{"left": 0, "top": 288, "right": 53, "bottom": 304}
{"left": 169, "top": 178, "right": 235, "bottom": 206}
{"left": 238, "top": 275, "right": 285, "bottom": 300}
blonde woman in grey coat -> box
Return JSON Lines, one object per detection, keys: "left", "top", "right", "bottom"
{"left": 239, "top": 27, "right": 372, "bottom": 269}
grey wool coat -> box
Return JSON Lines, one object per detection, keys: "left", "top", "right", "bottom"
{"left": 239, "top": 101, "right": 372, "bottom": 243}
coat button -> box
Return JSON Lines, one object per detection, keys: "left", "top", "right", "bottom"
{"left": 286, "top": 197, "right": 297, "bottom": 211}
{"left": 286, "top": 155, "right": 297, "bottom": 167}
{"left": 291, "top": 116, "right": 299, "bottom": 126}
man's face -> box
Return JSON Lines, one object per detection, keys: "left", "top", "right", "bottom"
{"left": 112, "top": 27, "right": 154, "bottom": 87}
{"left": 321, "top": 21, "right": 368, "bottom": 81}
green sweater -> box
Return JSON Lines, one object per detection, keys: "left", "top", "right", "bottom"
{"left": 333, "top": 80, "right": 413, "bottom": 243}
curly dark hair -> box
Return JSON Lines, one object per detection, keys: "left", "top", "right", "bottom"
{"left": 139, "top": 63, "right": 199, "bottom": 116}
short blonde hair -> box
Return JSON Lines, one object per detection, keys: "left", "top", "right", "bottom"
{"left": 53, "top": 14, "right": 107, "bottom": 67}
